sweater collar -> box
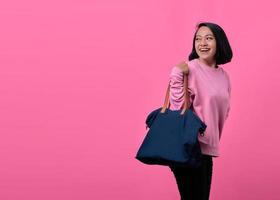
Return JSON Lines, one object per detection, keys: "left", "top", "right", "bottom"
{"left": 195, "top": 58, "right": 221, "bottom": 72}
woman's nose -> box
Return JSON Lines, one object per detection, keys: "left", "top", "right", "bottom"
{"left": 200, "top": 38, "right": 207, "bottom": 45}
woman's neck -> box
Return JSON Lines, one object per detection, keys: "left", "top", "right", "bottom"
{"left": 198, "top": 58, "right": 217, "bottom": 68}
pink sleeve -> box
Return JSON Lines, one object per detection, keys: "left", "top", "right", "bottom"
{"left": 169, "top": 66, "right": 194, "bottom": 110}
{"left": 226, "top": 80, "right": 231, "bottom": 118}
{"left": 226, "top": 76, "right": 231, "bottom": 119}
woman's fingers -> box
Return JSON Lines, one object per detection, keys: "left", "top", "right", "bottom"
{"left": 176, "top": 61, "right": 189, "bottom": 74}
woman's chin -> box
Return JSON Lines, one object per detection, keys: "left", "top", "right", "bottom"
{"left": 198, "top": 54, "right": 214, "bottom": 60}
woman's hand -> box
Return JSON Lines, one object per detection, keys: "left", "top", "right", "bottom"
{"left": 176, "top": 61, "right": 189, "bottom": 75}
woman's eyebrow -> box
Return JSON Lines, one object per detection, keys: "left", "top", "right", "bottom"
{"left": 196, "top": 34, "right": 214, "bottom": 37}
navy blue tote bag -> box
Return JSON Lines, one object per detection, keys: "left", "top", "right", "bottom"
{"left": 135, "top": 72, "right": 207, "bottom": 168}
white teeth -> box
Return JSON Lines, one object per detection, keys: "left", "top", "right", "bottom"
{"left": 200, "top": 48, "right": 210, "bottom": 53}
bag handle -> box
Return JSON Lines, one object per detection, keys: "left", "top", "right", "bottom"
{"left": 160, "top": 66, "right": 190, "bottom": 115}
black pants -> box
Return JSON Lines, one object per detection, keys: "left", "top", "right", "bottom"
{"left": 169, "top": 155, "right": 213, "bottom": 200}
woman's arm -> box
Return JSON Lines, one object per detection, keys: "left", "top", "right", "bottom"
{"left": 169, "top": 61, "right": 193, "bottom": 110}
{"left": 226, "top": 77, "right": 231, "bottom": 119}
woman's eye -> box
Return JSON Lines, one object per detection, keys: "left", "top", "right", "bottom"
{"left": 195, "top": 37, "right": 213, "bottom": 41}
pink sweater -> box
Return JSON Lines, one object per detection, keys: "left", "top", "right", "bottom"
{"left": 169, "top": 58, "right": 231, "bottom": 157}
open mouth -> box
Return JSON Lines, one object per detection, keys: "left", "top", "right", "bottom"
{"left": 199, "top": 48, "right": 210, "bottom": 53}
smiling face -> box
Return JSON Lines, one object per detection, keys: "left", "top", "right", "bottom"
{"left": 195, "top": 26, "right": 217, "bottom": 65}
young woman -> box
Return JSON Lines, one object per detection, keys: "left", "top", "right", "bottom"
{"left": 168, "top": 22, "right": 233, "bottom": 200}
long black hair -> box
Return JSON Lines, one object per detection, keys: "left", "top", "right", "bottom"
{"left": 188, "top": 22, "right": 233, "bottom": 65}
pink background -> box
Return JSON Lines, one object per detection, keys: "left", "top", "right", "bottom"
{"left": 0, "top": 0, "right": 279, "bottom": 199}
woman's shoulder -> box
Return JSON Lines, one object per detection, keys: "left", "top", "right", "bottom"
{"left": 185, "top": 59, "right": 197, "bottom": 71}
{"left": 220, "top": 67, "right": 230, "bottom": 81}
